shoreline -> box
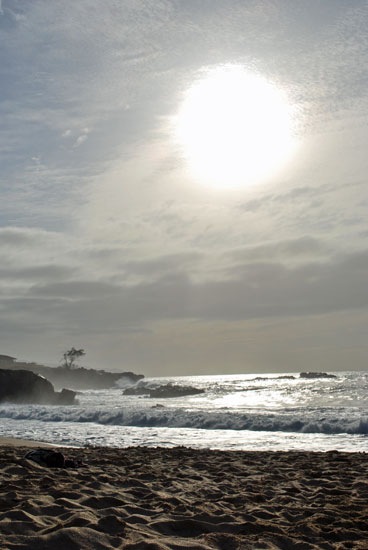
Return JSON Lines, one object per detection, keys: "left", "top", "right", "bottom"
{"left": 0, "top": 436, "right": 54, "bottom": 447}
{"left": 1, "top": 442, "right": 367, "bottom": 549}
{"left": 1, "top": 435, "right": 366, "bottom": 453}
{"left": 1, "top": 435, "right": 365, "bottom": 453}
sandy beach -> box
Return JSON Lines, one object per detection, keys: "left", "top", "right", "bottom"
{"left": 0, "top": 439, "right": 367, "bottom": 550}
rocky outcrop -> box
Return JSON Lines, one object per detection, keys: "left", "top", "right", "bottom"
{"left": 0, "top": 369, "right": 77, "bottom": 405}
{"left": 0, "top": 361, "right": 144, "bottom": 390}
{"left": 24, "top": 365, "right": 144, "bottom": 391}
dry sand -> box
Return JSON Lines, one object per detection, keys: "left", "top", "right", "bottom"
{"left": 0, "top": 439, "right": 367, "bottom": 549}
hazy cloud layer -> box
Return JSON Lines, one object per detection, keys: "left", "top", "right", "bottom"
{"left": 1, "top": 1, "right": 367, "bottom": 372}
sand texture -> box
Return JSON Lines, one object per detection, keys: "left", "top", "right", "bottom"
{"left": 0, "top": 444, "right": 367, "bottom": 550}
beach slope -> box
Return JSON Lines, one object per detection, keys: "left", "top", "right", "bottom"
{"left": 1, "top": 441, "right": 367, "bottom": 549}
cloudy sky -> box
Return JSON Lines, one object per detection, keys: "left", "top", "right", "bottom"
{"left": 1, "top": 0, "right": 367, "bottom": 375}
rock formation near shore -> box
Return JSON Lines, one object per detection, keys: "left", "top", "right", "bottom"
{"left": 0, "top": 355, "right": 144, "bottom": 390}
{"left": 0, "top": 369, "right": 77, "bottom": 405}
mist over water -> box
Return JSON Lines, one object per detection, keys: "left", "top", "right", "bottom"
{"left": 0, "top": 371, "right": 367, "bottom": 452}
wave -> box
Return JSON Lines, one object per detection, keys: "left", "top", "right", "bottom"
{"left": 0, "top": 405, "right": 367, "bottom": 435}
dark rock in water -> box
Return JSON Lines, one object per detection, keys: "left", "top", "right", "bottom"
{"left": 251, "top": 375, "right": 296, "bottom": 381}
{"left": 123, "top": 386, "right": 154, "bottom": 396}
{"left": 150, "top": 384, "right": 205, "bottom": 398}
{"left": 299, "top": 372, "right": 337, "bottom": 379}
{"left": 0, "top": 369, "right": 77, "bottom": 405}
{"left": 123, "top": 383, "right": 205, "bottom": 398}
{"left": 56, "top": 388, "right": 77, "bottom": 405}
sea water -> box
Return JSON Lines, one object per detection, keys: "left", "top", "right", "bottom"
{"left": 0, "top": 371, "right": 367, "bottom": 452}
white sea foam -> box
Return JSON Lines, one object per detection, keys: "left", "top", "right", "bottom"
{"left": 0, "top": 405, "right": 367, "bottom": 435}
{"left": 0, "top": 371, "right": 367, "bottom": 451}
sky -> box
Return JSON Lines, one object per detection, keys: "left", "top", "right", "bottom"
{"left": 1, "top": 0, "right": 367, "bottom": 376}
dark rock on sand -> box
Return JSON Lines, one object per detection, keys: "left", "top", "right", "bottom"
{"left": 0, "top": 369, "right": 77, "bottom": 405}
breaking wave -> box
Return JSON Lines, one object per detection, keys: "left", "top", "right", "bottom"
{"left": 0, "top": 405, "right": 367, "bottom": 435}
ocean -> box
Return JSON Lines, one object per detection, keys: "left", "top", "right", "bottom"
{"left": 0, "top": 371, "right": 367, "bottom": 452}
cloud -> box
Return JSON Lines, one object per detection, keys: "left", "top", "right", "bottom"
{"left": 0, "top": 227, "right": 64, "bottom": 248}
{"left": 122, "top": 252, "right": 203, "bottom": 278}
{"left": 1, "top": 0, "right": 368, "bottom": 235}
{"left": 31, "top": 280, "right": 122, "bottom": 299}
{"left": 72, "top": 127, "right": 91, "bottom": 148}
{"left": 0, "top": 265, "right": 75, "bottom": 282}
{"left": 0, "top": 224, "right": 367, "bottom": 372}
{"left": 74, "top": 134, "right": 88, "bottom": 148}
{"left": 0, "top": 2, "right": 368, "bottom": 372}
{"left": 4, "top": 247, "right": 364, "bottom": 329}
{"left": 0, "top": 227, "right": 39, "bottom": 247}
{"left": 226, "top": 236, "right": 331, "bottom": 264}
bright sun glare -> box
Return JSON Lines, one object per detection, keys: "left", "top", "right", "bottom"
{"left": 176, "top": 65, "right": 297, "bottom": 189}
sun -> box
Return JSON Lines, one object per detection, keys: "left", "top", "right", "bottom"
{"left": 175, "top": 64, "right": 297, "bottom": 189}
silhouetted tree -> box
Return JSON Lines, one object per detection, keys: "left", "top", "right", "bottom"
{"left": 61, "top": 347, "right": 85, "bottom": 370}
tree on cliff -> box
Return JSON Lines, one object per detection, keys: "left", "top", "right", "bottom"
{"left": 62, "top": 347, "right": 85, "bottom": 370}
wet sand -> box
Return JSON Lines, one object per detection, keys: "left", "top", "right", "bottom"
{"left": 1, "top": 439, "right": 367, "bottom": 549}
